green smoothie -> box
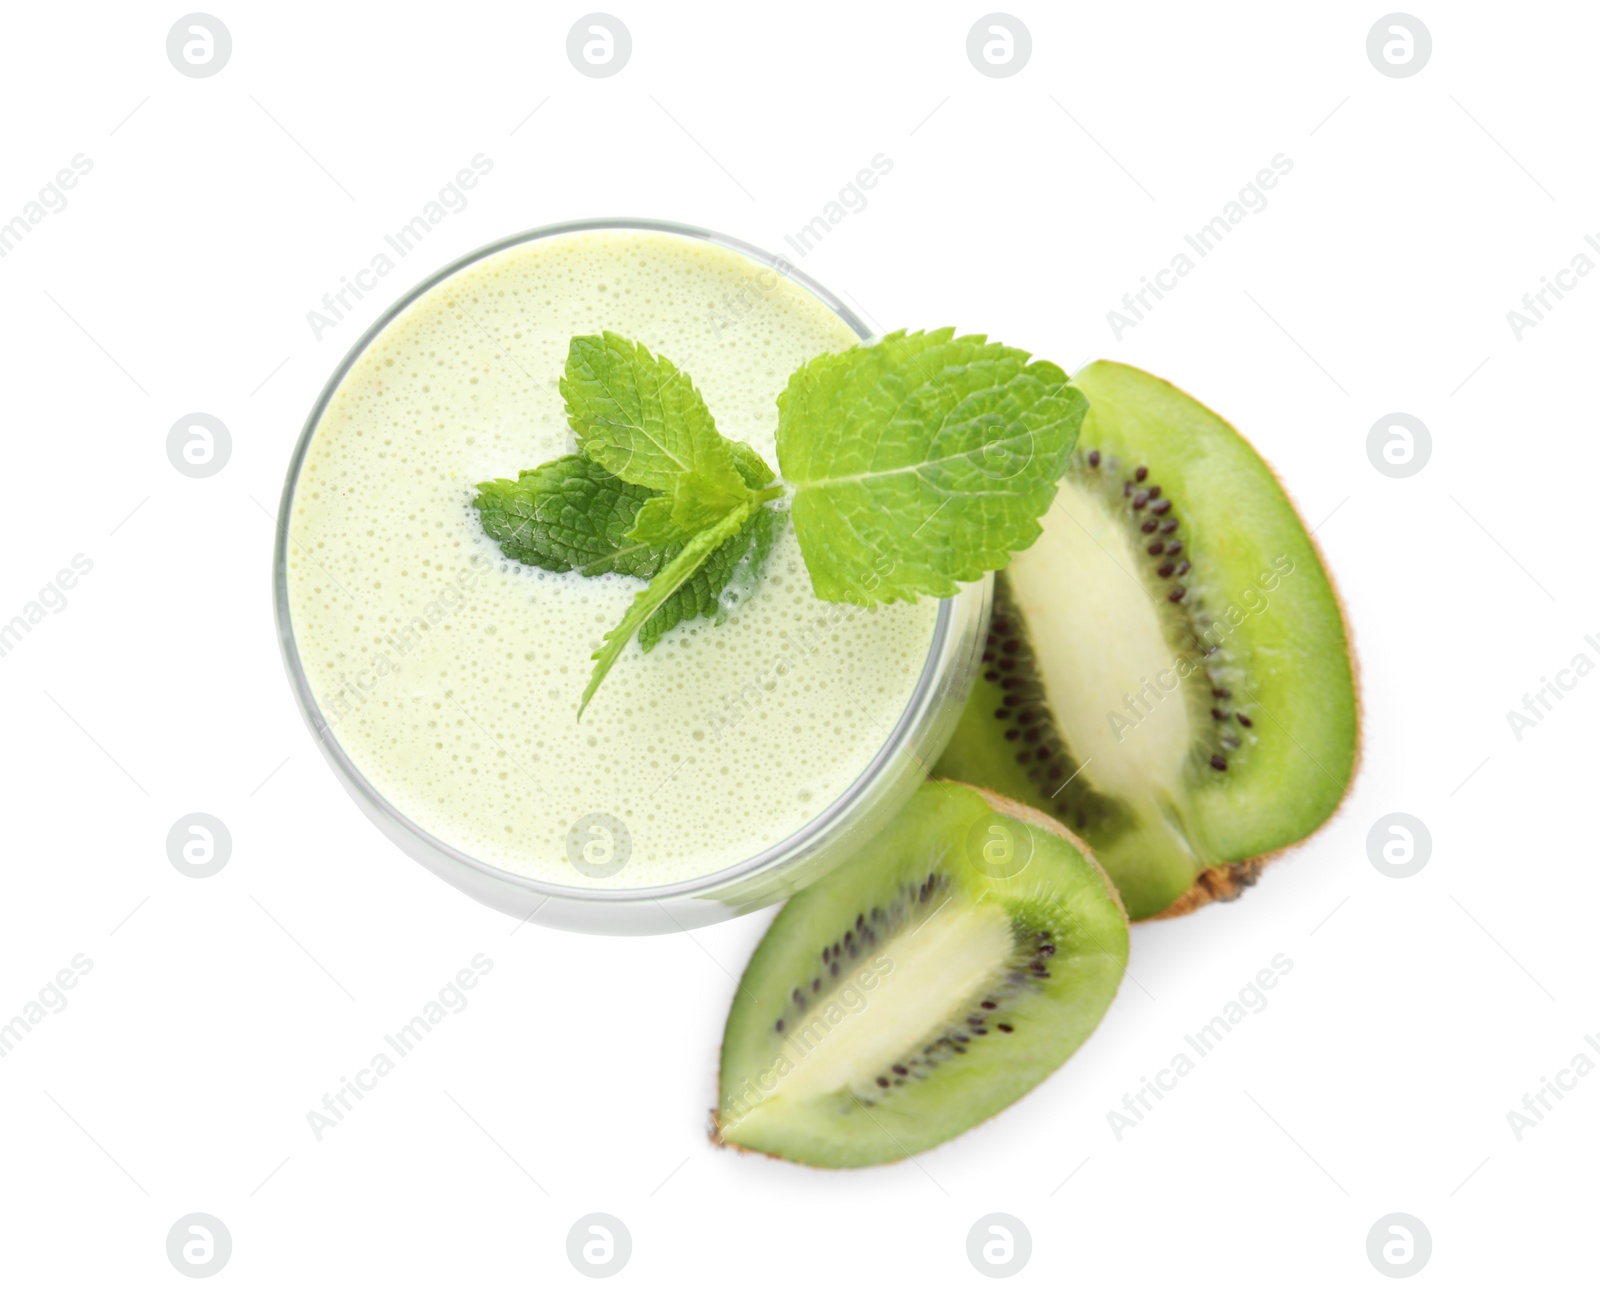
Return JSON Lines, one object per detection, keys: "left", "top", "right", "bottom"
{"left": 284, "top": 229, "right": 941, "bottom": 887}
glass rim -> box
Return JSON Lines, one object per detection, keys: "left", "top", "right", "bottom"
{"left": 272, "top": 216, "right": 965, "bottom": 908}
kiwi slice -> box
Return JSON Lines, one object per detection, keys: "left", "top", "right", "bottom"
{"left": 935, "top": 361, "right": 1359, "bottom": 920}
{"left": 714, "top": 780, "right": 1127, "bottom": 1168}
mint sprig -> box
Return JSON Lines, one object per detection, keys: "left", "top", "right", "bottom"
{"left": 472, "top": 453, "right": 779, "bottom": 655}
{"left": 579, "top": 503, "right": 754, "bottom": 716}
{"left": 475, "top": 328, "right": 1084, "bottom": 718}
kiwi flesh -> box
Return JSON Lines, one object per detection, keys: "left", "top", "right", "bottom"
{"left": 714, "top": 780, "right": 1127, "bottom": 1169}
{"left": 935, "top": 361, "right": 1359, "bottom": 920}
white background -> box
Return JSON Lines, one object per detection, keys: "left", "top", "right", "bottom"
{"left": 1, "top": 1, "right": 1593, "bottom": 1287}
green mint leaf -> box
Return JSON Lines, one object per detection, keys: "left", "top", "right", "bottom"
{"left": 736, "top": 503, "right": 784, "bottom": 589}
{"left": 579, "top": 503, "right": 754, "bottom": 718}
{"left": 636, "top": 504, "right": 783, "bottom": 651}
{"left": 625, "top": 495, "right": 691, "bottom": 548}
{"left": 561, "top": 332, "right": 758, "bottom": 527}
{"left": 729, "top": 440, "right": 776, "bottom": 489}
{"left": 667, "top": 476, "right": 742, "bottom": 532}
{"left": 474, "top": 454, "right": 781, "bottom": 660}
{"left": 775, "top": 328, "right": 1087, "bottom": 604}
{"left": 719, "top": 502, "right": 784, "bottom": 611}
{"left": 473, "top": 455, "right": 661, "bottom": 578}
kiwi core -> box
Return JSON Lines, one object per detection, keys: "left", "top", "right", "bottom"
{"left": 1009, "top": 482, "right": 1194, "bottom": 810}
{"left": 724, "top": 899, "right": 1013, "bottom": 1126}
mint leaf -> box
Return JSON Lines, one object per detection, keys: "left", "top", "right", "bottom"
{"left": 473, "top": 455, "right": 661, "bottom": 578}
{"left": 637, "top": 504, "right": 783, "bottom": 651}
{"left": 734, "top": 504, "right": 784, "bottom": 594}
{"left": 633, "top": 445, "right": 786, "bottom": 648}
{"left": 579, "top": 503, "right": 754, "bottom": 718}
{"left": 562, "top": 332, "right": 754, "bottom": 528}
{"left": 473, "top": 454, "right": 781, "bottom": 660}
{"left": 775, "top": 328, "right": 1086, "bottom": 603}
{"left": 626, "top": 496, "right": 691, "bottom": 548}
{"left": 729, "top": 440, "right": 775, "bottom": 489}
{"left": 481, "top": 326, "right": 1080, "bottom": 716}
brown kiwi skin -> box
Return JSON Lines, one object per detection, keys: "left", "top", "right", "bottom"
{"left": 1151, "top": 858, "right": 1268, "bottom": 919}
{"left": 707, "top": 782, "right": 1127, "bottom": 1156}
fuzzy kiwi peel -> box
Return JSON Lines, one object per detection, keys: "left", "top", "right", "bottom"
{"left": 935, "top": 360, "right": 1360, "bottom": 920}
{"left": 714, "top": 780, "right": 1127, "bottom": 1169}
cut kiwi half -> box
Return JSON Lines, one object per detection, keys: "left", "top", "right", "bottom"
{"left": 935, "top": 360, "right": 1359, "bottom": 920}
{"left": 714, "top": 780, "right": 1127, "bottom": 1169}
